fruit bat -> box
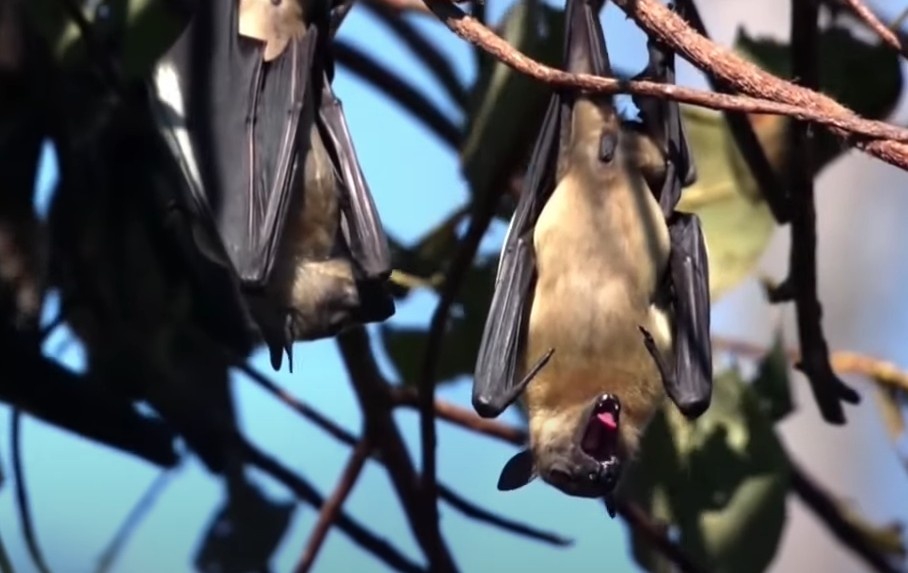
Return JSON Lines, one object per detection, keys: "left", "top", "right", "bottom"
{"left": 149, "top": 0, "right": 394, "bottom": 371}
{"left": 471, "top": 0, "right": 712, "bottom": 515}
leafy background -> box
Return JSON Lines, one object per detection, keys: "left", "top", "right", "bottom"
{"left": 4, "top": 0, "right": 908, "bottom": 572}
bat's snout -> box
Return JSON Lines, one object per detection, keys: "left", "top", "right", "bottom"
{"left": 540, "top": 393, "right": 624, "bottom": 498}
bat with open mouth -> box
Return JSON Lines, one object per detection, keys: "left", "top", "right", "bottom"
{"left": 148, "top": 0, "right": 394, "bottom": 370}
{"left": 471, "top": 0, "right": 712, "bottom": 514}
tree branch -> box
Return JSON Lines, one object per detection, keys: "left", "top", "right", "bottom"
{"left": 712, "top": 336, "right": 908, "bottom": 394}
{"left": 11, "top": 410, "right": 51, "bottom": 573}
{"left": 608, "top": 0, "right": 908, "bottom": 167}
{"left": 416, "top": 192, "right": 499, "bottom": 558}
{"left": 241, "top": 365, "right": 569, "bottom": 546}
{"left": 765, "top": 0, "right": 860, "bottom": 424}
{"left": 336, "top": 328, "right": 459, "bottom": 572}
{"left": 95, "top": 470, "right": 176, "bottom": 573}
{"left": 240, "top": 440, "right": 422, "bottom": 573}
{"left": 838, "top": 0, "right": 905, "bottom": 55}
{"left": 615, "top": 500, "right": 708, "bottom": 573}
{"left": 294, "top": 440, "right": 372, "bottom": 573}
{"left": 436, "top": 483, "right": 571, "bottom": 546}
{"left": 790, "top": 459, "right": 903, "bottom": 573}
{"left": 674, "top": 0, "right": 790, "bottom": 223}
{"left": 417, "top": 0, "right": 908, "bottom": 171}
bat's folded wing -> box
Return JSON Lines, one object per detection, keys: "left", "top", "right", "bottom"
{"left": 318, "top": 80, "right": 392, "bottom": 281}
{"left": 668, "top": 213, "right": 712, "bottom": 418}
{"left": 472, "top": 97, "right": 562, "bottom": 419}
{"left": 149, "top": 0, "right": 321, "bottom": 287}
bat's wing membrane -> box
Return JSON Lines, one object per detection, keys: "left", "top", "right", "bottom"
{"left": 668, "top": 213, "right": 712, "bottom": 418}
{"left": 317, "top": 80, "right": 392, "bottom": 281}
{"left": 631, "top": 14, "right": 713, "bottom": 418}
{"left": 150, "top": 0, "right": 323, "bottom": 287}
{"left": 472, "top": 96, "right": 561, "bottom": 419}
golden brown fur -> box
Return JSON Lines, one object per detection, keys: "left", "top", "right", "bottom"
{"left": 523, "top": 99, "right": 673, "bottom": 471}
{"left": 245, "top": 95, "right": 361, "bottom": 344}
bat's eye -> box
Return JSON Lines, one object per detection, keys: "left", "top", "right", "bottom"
{"left": 599, "top": 132, "right": 617, "bottom": 163}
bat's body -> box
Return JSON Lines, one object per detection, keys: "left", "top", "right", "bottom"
{"left": 150, "top": 0, "right": 394, "bottom": 370}
{"left": 473, "top": 0, "right": 712, "bottom": 510}
{"left": 525, "top": 98, "right": 672, "bottom": 466}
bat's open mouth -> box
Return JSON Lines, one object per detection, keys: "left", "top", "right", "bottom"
{"left": 581, "top": 394, "right": 620, "bottom": 462}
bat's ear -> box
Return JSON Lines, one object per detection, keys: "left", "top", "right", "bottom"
{"left": 497, "top": 449, "right": 537, "bottom": 491}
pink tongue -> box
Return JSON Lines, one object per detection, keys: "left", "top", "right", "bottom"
{"left": 597, "top": 412, "right": 617, "bottom": 430}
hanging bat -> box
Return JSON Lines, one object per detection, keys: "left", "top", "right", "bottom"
{"left": 471, "top": 0, "right": 712, "bottom": 515}
{"left": 148, "top": 0, "right": 394, "bottom": 370}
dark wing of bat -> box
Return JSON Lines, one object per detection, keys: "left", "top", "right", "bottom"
{"left": 633, "top": 37, "right": 696, "bottom": 215}
{"left": 317, "top": 78, "right": 392, "bottom": 280}
{"left": 635, "top": 28, "right": 713, "bottom": 418}
{"left": 149, "top": 0, "right": 325, "bottom": 287}
{"left": 472, "top": 0, "right": 608, "bottom": 418}
{"left": 471, "top": 96, "right": 560, "bottom": 419}
{"left": 667, "top": 213, "right": 712, "bottom": 418}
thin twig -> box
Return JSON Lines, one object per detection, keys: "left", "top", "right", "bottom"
{"left": 417, "top": 195, "right": 499, "bottom": 559}
{"left": 390, "top": 387, "right": 527, "bottom": 445}
{"left": 615, "top": 500, "right": 708, "bottom": 573}
{"left": 839, "top": 0, "right": 905, "bottom": 54}
{"left": 241, "top": 365, "right": 568, "bottom": 545}
{"left": 294, "top": 440, "right": 372, "bottom": 573}
{"left": 240, "top": 439, "right": 422, "bottom": 573}
{"left": 361, "top": 1, "right": 469, "bottom": 108}
{"left": 0, "top": 529, "right": 13, "bottom": 573}
{"left": 334, "top": 40, "right": 462, "bottom": 148}
{"left": 891, "top": 6, "right": 908, "bottom": 31}
{"left": 336, "top": 328, "right": 459, "bottom": 572}
{"left": 95, "top": 470, "right": 176, "bottom": 573}
{"left": 712, "top": 336, "right": 908, "bottom": 395}
{"left": 790, "top": 459, "right": 903, "bottom": 573}
{"left": 436, "top": 483, "right": 571, "bottom": 546}
{"left": 11, "top": 410, "right": 51, "bottom": 573}
{"left": 673, "top": 0, "right": 790, "bottom": 223}
{"left": 772, "top": 0, "right": 860, "bottom": 424}
{"left": 238, "top": 363, "right": 359, "bottom": 447}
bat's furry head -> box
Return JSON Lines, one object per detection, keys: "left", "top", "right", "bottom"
{"left": 498, "top": 393, "right": 639, "bottom": 508}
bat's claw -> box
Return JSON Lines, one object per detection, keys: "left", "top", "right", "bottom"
{"left": 604, "top": 494, "right": 617, "bottom": 518}
{"left": 283, "top": 312, "right": 295, "bottom": 373}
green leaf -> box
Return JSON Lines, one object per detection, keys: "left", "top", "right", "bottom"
{"left": 674, "top": 25, "right": 902, "bottom": 301}
{"left": 380, "top": 255, "right": 498, "bottom": 386}
{"left": 461, "top": 0, "right": 564, "bottom": 204}
{"left": 620, "top": 369, "right": 790, "bottom": 573}
{"left": 751, "top": 330, "right": 793, "bottom": 422}
{"left": 676, "top": 107, "right": 777, "bottom": 301}
{"left": 194, "top": 482, "right": 295, "bottom": 573}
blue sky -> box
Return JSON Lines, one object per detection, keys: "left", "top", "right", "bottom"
{"left": 4, "top": 2, "right": 907, "bottom": 572}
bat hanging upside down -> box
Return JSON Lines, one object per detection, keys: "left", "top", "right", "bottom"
{"left": 148, "top": 0, "right": 395, "bottom": 371}
{"left": 472, "top": 0, "right": 713, "bottom": 515}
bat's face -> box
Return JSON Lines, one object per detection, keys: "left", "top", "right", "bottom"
{"left": 538, "top": 393, "right": 623, "bottom": 498}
